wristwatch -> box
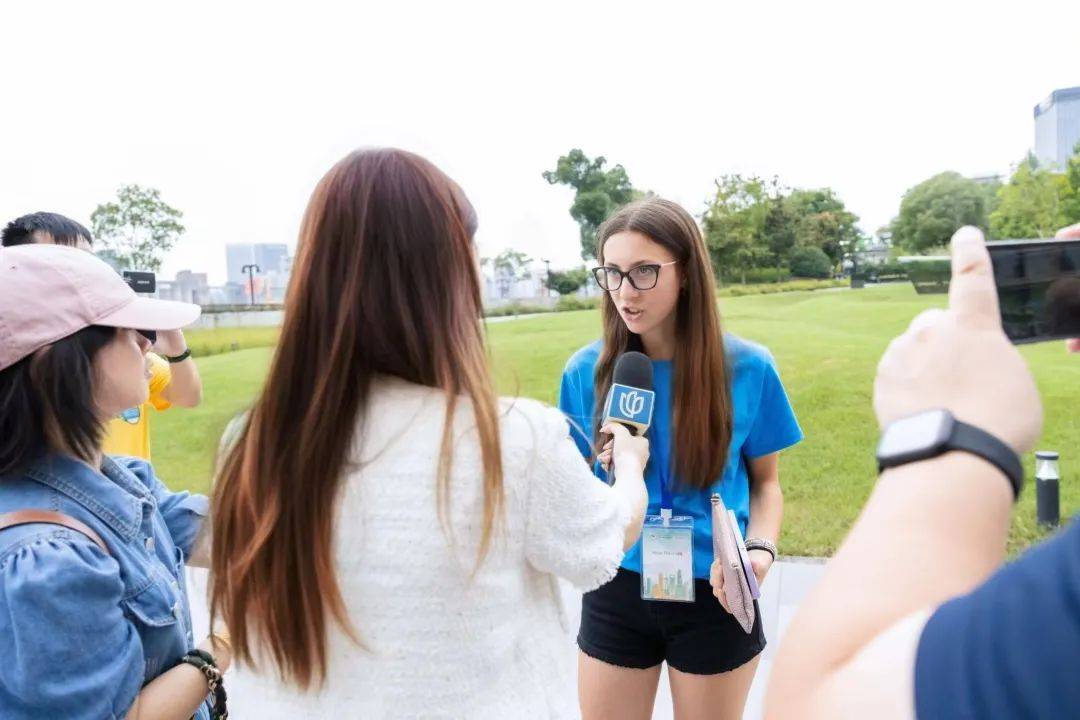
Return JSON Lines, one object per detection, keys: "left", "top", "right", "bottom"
{"left": 875, "top": 409, "right": 1023, "bottom": 500}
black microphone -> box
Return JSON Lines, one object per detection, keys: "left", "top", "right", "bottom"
{"left": 601, "top": 351, "right": 656, "bottom": 436}
{"left": 600, "top": 352, "right": 654, "bottom": 485}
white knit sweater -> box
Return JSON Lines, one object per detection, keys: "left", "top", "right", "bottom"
{"left": 227, "top": 376, "right": 631, "bottom": 719}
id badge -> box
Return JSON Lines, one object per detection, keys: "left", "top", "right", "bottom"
{"left": 640, "top": 515, "right": 694, "bottom": 602}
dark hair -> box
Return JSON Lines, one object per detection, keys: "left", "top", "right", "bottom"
{"left": 1, "top": 212, "right": 93, "bottom": 248}
{"left": 0, "top": 326, "right": 116, "bottom": 475}
{"left": 594, "top": 197, "right": 733, "bottom": 490}
{"left": 211, "top": 148, "right": 503, "bottom": 689}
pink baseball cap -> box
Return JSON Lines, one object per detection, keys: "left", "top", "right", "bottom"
{"left": 0, "top": 243, "right": 201, "bottom": 371}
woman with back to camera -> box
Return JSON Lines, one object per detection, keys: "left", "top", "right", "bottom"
{"left": 210, "top": 148, "right": 650, "bottom": 718}
{"left": 559, "top": 197, "right": 803, "bottom": 720}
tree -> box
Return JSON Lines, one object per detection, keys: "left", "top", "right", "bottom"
{"left": 1062, "top": 141, "right": 1080, "bottom": 225}
{"left": 702, "top": 174, "right": 776, "bottom": 284}
{"left": 543, "top": 149, "right": 641, "bottom": 261}
{"left": 889, "top": 172, "right": 995, "bottom": 253}
{"left": 90, "top": 185, "right": 185, "bottom": 272}
{"left": 546, "top": 267, "right": 590, "bottom": 295}
{"left": 789, "top": 246, "right": 833, "bottom": 278}
{"left": 785, "top": 188, "right": 862, "bottom": 266}
{"left": 763, "top": 195, "right": 797, "bottom": 281}
{"left": 989, "top": 159, "right": 1071, "bottom": 239}
{"left": 487, "top": 249, "right": 532, "bottom": 297}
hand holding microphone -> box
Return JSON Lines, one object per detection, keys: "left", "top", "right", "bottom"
{"left": 598, "top": 423, "right": 649, "bottom": 477}
{"left": 601, "top": 352, "right": 655, "bottom": 551}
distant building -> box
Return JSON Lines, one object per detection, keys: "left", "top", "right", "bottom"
{"left": 224, "top": 243, "right": 292, "bottom": 304}
{"left": 857, "top": 240, "right": 890, "bottom": 267}
{"left": 480, "top": 259, "right": 600, "bottom": 306}
{"left": 225, "top": 243, "right": 290, "bottom": 284}
{"left": 1034, "top": 86, "right": 1080, "bottom": 169}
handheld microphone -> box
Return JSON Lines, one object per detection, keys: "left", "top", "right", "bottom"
{"left": 602, "top": 351, "right": 655, "bottom": 436}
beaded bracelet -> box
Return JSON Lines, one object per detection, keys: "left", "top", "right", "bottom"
{"left": 745, "top": 537, "right": 778, "bottom": 562}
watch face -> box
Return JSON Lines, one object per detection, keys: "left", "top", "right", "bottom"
{"left": 877, "top": 410, "right": 954, "bottom": 460}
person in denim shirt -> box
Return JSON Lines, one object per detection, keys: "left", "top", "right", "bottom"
{"left": 0, "top": 243, "right": 230, "bottom": 719}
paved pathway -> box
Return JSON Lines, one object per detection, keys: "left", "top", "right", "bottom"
{"left": 186, "top": 558, "right": 826, "bottom": 719}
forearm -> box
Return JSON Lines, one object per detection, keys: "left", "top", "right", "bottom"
{"left": 165, "top": 359, "right": 203, "bottom": 408}
{"left": 124, "top": 664, "right": 211, "bottom": 720}
{"left": 746, "top": 473, "right": 783, "bottom": 544}
{"left": 767, "top": 452, "right": 1012, "bottom": 715}
{"left": 613, "top": 459, "right": 648, "bottom": 551}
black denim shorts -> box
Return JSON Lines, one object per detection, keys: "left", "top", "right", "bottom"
{"left": 578, "top": 567, "right": 765, "bottom": 675}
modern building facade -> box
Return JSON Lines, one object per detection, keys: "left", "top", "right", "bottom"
{"left": 1034, "top": 86, "right": 1080, "bottom": 169}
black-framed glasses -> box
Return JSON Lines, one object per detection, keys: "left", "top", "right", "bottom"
{"left": 591, "top": 261, "right": 678, "bottom": 291}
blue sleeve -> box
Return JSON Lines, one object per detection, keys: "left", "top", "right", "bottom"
{"left": 558, "top": 366, "right": 594, "bottom": 461}
{"left": 743, "top": 354, "right": 803, "bottom": 458}
{"left": 914, "top": 520, "right": 1080, "bottom": 719}
{"left": 123, "top": 458, "right": 209, "bottom": 557}
{"left": 0, "top": 535, "right": 144, "bottom": 719}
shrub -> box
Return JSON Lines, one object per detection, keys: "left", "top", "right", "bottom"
{"left": 790, "top": 246, "right": 833, "bottom": 279}
{"left": 555, "top": 295, "right": 602, "bottom": 312}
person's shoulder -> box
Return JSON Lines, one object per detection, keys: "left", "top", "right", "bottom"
{"left": 108, "top": 455, "right": 155, "bottom": 483}
{"left": 724, "top": 333, "right": 775, "bottom": 370}
{"left": 0, "top": 522, "right": 115, "bottom": 582}
{"left": 563, "top": 339, "right": 603, "bottom": 376}
{"left": 498, "top": 397, "right": 571, "bottom": 451}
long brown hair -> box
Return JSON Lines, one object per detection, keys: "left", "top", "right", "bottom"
{"left": 209, "top": 148, "right": 504, "bottom": 688}
{"left": 594, "top": 197, "right": 732, "bottom": 489}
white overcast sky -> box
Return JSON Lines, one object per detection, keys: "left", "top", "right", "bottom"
{"left": 3, "top": 0, "right": 1078, "bottom": 284}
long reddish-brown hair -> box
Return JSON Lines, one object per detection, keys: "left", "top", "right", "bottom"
{"left": 209, "top": 148, "right": 504, "bottom": 688}
{"left": 593, "top": 197, "right": 732, "bottom": 489}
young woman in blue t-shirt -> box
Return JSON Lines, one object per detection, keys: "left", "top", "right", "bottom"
{"left": 559, "top": 197, "right": 803, "bottom": 720}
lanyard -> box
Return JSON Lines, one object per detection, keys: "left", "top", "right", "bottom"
{"left": 656, "top": 431, "right": 674, "bottom": 520}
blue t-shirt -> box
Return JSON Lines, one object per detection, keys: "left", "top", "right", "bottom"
{"left": 558, "top": 334, "right": 803, "bottom": 580}
{"left": 914, "top": 517, "right": 1080, "bottom": 719}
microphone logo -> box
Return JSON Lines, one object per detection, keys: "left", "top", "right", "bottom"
{"left": 619, "top": 390, "right": 646, "bottom": 419}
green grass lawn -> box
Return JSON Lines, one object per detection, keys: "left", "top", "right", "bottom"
{"left": 153, "top": 284, "right": 1079, "bottom": 557}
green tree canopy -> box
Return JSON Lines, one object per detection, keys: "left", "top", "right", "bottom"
{"left": 889, "top": 172, "right": 996, "bottom": 253}
{"left": 702, "top": 174, "right": 776, "bottom": 284}
{"left": 990, "top": 157, "right": 1072, "bottom": 239}
{"left": 702, "top": 177, "right": 862, "bottom": 283}
{"left": 543, "top": 149, "right": 641, "bottom": 261}
{"left": 90, "top": 184, "right": 185, "bottom": 272}
{"left": 785, "top": 188, "right": 863, "bottom": 265}
{"left": 546, "top": 267, "right": 590, "bottom": 295}
{"left": 789, "top": 245, "right": 833, "bottom": 278}
{"left": 1061, "top": 141, "right": 1080, "bottom": 225}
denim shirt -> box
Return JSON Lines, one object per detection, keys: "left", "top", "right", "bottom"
{"left": 0, "top": 454, "right": 211, "bottom": 719}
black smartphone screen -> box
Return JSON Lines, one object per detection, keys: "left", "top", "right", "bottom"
{"left": 987, "top": 238, "right": 1080, "bottom": 344}
{"left": 122, "top": 270, "right": 157, "bottom": 294}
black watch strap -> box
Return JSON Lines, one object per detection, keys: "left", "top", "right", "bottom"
{"left": 950, "top": 420, "right": 1024, "bottom": 499}
{"left": 165, "top": 348, "right": 192, "bottom": 364}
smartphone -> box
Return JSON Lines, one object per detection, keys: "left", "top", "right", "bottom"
{"left": 123, "top": 270, "right": 156, "bottom": 294}
{"left": 987, "top": 238, "right": 1080, "bottom": 344}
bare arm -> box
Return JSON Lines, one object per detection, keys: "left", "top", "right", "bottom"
{"left": 155, "top": 330, "right": 203, "bottom": 408}
{"left": 745, "top": 452, "right": 783, "bottom": 583}
{"left": 161, "top": 358, "right": 202, "bottom": 407}
{"left": 766, "top": 227, "right": 1043, "bottom": 718}
{"left": 767, "top": 454, "right": 1012, "bottom": 719}
{"left": 125, "top": 636, "right": 230, "bottom": 720}
{"left": 603, "top": 424, "right": 649, "bottom": 552}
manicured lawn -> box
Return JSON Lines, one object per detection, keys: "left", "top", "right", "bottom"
{"left": 153, "top": 284, "right": 1079, "bottom": 556}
